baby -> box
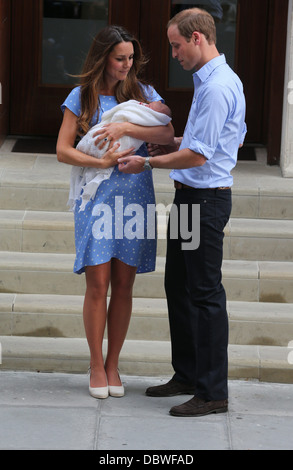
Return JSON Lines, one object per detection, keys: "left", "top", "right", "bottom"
{"left": 141, "top": 100, "right": 171, "bottom": 116}
{"left": 68, "top": 99, "right": 172, "bottom": 212}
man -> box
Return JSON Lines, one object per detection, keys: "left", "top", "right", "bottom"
{"left": 119, "top": 8, "right": 246, "bottom": 417}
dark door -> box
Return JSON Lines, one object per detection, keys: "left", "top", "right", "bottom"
{"left": 138, "top": 0, "right": 288, "bottom": 164}
{"left": 0, "top": 0, "right": 10, "bottom": 145}
{"left": 9, "top": 0, "right": 140, "bottom": 136}
{"left": 9, "top": 0, "right": 288, "bottom": 164}
{"left": 235, "top": 0, "right": 288, "bottom": 164}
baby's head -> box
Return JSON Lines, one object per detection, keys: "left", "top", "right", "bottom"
{"left": 148, "top": 101, "right": 172, "bottom": 118}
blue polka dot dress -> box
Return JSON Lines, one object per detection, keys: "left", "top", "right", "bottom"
{"left": 61, "top": 85, "right": 163, "bottom": 274}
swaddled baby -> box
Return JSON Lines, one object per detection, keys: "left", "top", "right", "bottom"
{"left": 68, "top": 100, "right": 172, "bottom": 212}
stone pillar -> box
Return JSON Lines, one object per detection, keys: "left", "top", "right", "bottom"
{"left": 281, "top": 0, "right": 293, "bottom": 177}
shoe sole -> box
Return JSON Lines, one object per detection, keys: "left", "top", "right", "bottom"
{"left": 89, "top": 391, "right": 109, "bottom": 399}
{"left": 146, "top": 390, "right": 195, "bottom": 397}
{"left": 169, "top": 407, "right": 228, "bottom": 417}
{"left": 109, "top": 391, "right": 125, "bottom": 397}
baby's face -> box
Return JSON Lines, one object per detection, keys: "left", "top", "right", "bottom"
{"left": 148, "top": 102, "right": 161, "bottom": 112}
{"left": 139, "top": 101, "right": 169, "bottom": 116}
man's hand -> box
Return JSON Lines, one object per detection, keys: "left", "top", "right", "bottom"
{"left": 118, "top": 155, "right": 145, "bottom": 174}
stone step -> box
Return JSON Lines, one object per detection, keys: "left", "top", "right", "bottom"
{"left": 0, "top": 335, "right": 292, "bottom": 384}
{"left": 1, "top": 294, "right": 293, "bottom": 347}
{"left": 1, "top": 178, "right": 293, "bottom": 219}
{"left": 227, "top": 301, "right": 293, "bottom": 347}
{"left": 0, "top": 210, "right": 74, "bottom": 254}
{"left": 1, "top": 210, "right": 293, "bottom": 261}
{"left": 0, "top": 154, "right": 174, "bottom": 211}
{"left": 0, "top": 156, "right": 71, "bottom": 212}
{"left": 225, "top": 218, "right": 293, "bottom": 261}
{"left": 0, "top": 251, "right": 293, "bottom": 302}
{"left": 1, "top": 151, "right": 293, "bottom": 219}
{"left": 0, "top": 294, "right": 170, "bottom": 342}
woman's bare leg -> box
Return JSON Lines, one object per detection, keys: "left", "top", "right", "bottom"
{"left": 83, "top": 262, "right": 111, "bottom": 388}
{"left": 105, "top": 258, "right": 137, "bottom": 386}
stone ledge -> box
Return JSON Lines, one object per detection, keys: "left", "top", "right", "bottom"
{"left": 0, "top": 336, "right": 292, "bottom": 384}
{"left": 1, "top": 295, "right": 293, "bottom": 345}
{"left": 0, "top": 254, "right": 293, "bottom": 301}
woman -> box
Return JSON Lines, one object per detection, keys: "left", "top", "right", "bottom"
{"left": 56, "top": 25, "right": 174, "bottom": 399}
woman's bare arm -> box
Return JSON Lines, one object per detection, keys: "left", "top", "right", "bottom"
{"left": 56, "top": 109, "right": 134, "bottom": 168}
{"left": 93, "top": 121, "right": 175, "bottom": 150}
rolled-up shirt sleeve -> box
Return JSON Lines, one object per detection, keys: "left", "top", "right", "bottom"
{"left": 187, "top": 84, "right": 231, "bottom": 160}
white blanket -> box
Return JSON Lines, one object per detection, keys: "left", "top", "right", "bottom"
{"left": 68, "top": 100, "right": 171, "bottom": 212}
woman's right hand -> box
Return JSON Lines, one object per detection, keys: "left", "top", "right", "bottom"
{"left": 101, "top": 143, "right": 135, "bottom": 169}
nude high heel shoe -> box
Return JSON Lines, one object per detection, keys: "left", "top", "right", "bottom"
{"left": 88, "top": 367, "right": 109, "bottom": 399}
{"left": 108, "top": 384, "right": 125, "bottom": 397}
{"left": 108, "top": 370, "right": 125, "bottom": 397}
{"left": 89, "top": 385, "right": 109, "bottom": 399}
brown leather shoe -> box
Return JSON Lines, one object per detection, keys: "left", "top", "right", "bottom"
{"left": 146, "top": 378, "right": 195, "bottom": 397}
{"left": 169, "top": 396, "right": 228, "bottom": 417}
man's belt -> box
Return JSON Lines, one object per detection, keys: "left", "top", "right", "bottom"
{"left": 174, "top": 181, "right": 231, "bottom": 190}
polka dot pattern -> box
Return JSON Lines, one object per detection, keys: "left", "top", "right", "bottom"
{"left": 61, "top": 87, "right": 163, "bottom": 274}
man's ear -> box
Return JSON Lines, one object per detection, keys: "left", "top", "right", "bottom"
{"left": 192, "top": 31, "right": 200, "bottom": 44}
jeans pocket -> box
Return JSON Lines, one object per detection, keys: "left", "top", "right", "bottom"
{"left": 215, "top": 199, "right": 232, "bottom": 232}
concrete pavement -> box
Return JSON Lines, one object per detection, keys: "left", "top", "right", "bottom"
{"left": 0, "top": 371, "right": 293, "bottom": 451}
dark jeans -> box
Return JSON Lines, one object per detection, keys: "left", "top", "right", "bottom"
{"left": 164, "top": 188, "right": 232, "bottom": 401}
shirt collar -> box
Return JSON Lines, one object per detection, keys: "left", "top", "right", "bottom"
{"left": 193, "top": 54, "right": 226, "bottom": 84}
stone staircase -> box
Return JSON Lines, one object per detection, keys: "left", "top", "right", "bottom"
{"left": 0, "top": 139, "right": 293, "bottom": 383}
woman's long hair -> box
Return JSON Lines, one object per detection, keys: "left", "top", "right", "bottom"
{"left": 77, "top": 25, "right": 149, "bottom": 134}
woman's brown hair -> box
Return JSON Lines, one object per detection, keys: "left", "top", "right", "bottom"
{"left": 77, "top": 25, "right": 148, "bottom": 134}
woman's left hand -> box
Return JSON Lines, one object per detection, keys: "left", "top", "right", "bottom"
{"left": 93, "top": 123, "right": 127, "bottom": 149}
{"left": 101, "top": 143, "right": 135, "bottom": 169}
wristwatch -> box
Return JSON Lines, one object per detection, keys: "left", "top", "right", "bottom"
{"left": 144, "top": 156, "right": 153, "bottom": 171}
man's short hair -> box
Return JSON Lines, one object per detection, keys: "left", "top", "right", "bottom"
{"left": 168, "top": 8, "right": 217, "bottom": 45}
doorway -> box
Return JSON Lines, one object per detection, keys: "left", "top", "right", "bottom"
{"left": 8, "top": 0, "right": 289, "bottom": 164}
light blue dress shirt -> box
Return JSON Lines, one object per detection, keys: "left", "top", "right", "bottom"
{"left": 170, "top": 54, "right": 247, "bottom": 188}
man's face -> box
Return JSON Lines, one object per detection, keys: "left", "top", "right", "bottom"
{"left": 167, "top": 24, "right": 199, "bottom": 71}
